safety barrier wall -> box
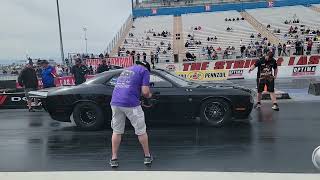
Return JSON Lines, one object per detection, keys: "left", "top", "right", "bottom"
{"left": 157, "top": 55, "right": 320, "bottom": 80}
{"left": 133, "top": 0, "right": 320, "bottom": 17}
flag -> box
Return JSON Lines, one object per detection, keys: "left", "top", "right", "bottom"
{"left": 205, "top": 4, "right": 211, "bottom": 11}
{"left": 268, "top": 1, "right": 274, "bottom": 8}
{"left": 151, "top": 8, "right": 157, "bottom": 14}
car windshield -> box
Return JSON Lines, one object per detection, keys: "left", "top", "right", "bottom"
{"left": 157, "top": 69, "right": 198, "bottom": 87}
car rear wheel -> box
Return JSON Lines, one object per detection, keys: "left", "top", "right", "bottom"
{"left": 73, "top": 102, "right": 105, "bottom": 131}
{"left": 200, "top": 98, "right": 232, "bottom": 127}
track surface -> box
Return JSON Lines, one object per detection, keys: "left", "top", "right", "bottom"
{"left": 0, "top": 100, "right": 319, "bottom": 173}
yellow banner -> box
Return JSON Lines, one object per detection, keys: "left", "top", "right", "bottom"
{"left": 176, "top": 70, "right": 228, "bottom": 81}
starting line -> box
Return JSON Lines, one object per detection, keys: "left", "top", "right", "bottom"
{"left": 0, "top": 171, "right": 319, "bottom": 180}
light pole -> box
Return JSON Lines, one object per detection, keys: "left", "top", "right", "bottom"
{"left": 56, "top": 0, "right": 65, "bottom": 64}
{"left": 83, "top": 27, "right": 88, "bottom": 54}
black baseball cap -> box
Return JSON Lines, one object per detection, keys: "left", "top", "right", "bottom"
{"left": 40, "top": 60, "right": 49, "bottom": 65}
{"left": 136, "top": 61, "right": 151, "bottom": 72}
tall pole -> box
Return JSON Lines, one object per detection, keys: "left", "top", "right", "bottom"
{"left": 56, "top": 0, "right": 65, "bottom": 64}
{"left": 83, "top": 27, "right": 88, "bottom": 54}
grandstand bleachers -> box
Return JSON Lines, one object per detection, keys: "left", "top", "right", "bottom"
{"left": 120, "top": 15, "right": 174, "bottom": 63}
{"left": 247, "top": 5, "right": 320, "bottom": 54}
{"left": 182, "top": 10, "right": 263, "bottom": 60}
{"left": 114, "top": 4, "right": 320, "bottom": 63}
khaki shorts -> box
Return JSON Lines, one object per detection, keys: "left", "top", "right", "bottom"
{"left": 111, "top": 106, "right": 146, "bottom": 136}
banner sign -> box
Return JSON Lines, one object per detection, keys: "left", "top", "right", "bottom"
{"left": 16, "top": 75, "right": 95, "bottom": 89}
{"left": 159, "top": 55, "right": 320, "bottom": 80}
{"left": 292, "top": 66, "right": 316, "bottom": 76}
{"left": 85, "top": 57, "right": 133, "bottom": 71}
{"left": 0, "top": 93, "right": 27, "bottom": 109}
{"left": 176, "top": 70, "right": 228, "bottom": 81}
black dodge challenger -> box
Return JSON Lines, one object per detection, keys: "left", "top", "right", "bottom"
{"left": 29, "top": 69, "right": 254, "bottom": 130}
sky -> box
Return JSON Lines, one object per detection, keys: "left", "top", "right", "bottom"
{"left": 0, "top": 0, "right": 132, "bottom": 63}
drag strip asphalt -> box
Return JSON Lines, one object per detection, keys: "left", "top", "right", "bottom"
{"left": 0, "top": 100, "right": 319, "bottom": 173}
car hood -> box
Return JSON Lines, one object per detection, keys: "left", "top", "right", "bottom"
{"left": 193, "top": 81, "right": 253, "bottom": 94}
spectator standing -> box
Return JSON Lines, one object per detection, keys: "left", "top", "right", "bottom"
{"left": 249, "top": 51, "right": 279, "bottom": 111}
{"left": 41, "top": 60, "right": 56, "bottom": 88}
{"left": 89, "top": 66, "right": 94, "bottom": 75}
{"left": 282, "top": 43, "right": 287, "bottom": 56}
{"left": 71, "top": 59, "right": 89, "bottom": 85}
{"left": 307, "top": 39, "right": 313, "bottom": 55}
{"left": 143, "top": 52, "right": 147, "bottom": 62}
{"left": 18, "top": 61, "right": 38, "bottom": 112}
{"left": 137, "top": 52, "right": 141, "bottom": 61}
{"left": 97, "top": 59, "right": 110, "bottom": 74}
{"left": 277, "top": 43, "right": 283, "bottom": 57}
{"left": 150, "top": 52, "right": 155, "bottom": 69}
{"left": 55, "top": 64, "right": 63, "bottom": 77}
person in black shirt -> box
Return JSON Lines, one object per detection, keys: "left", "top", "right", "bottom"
{"left": 249, "top": 51, "right": 279, "bottom": 111}
{"left": 97, "top": 59, "right": 110, "bottom": 74}
{"left": 18, "top": 61, "right": 39, "bottom": 112}
{"left": 71, "top": 59, "right": 88, "bottom": 85}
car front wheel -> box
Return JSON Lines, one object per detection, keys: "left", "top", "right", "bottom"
{"left": 200, "top": 98, "right": 232, "bottom": 127}
{"left": 73, "top": 102, "right": 105, "bottom": 131}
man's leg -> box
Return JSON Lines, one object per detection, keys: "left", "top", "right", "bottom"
{"left": 27, "top": 99, "right": 32, "bottom": 110}
{"left": 268, "top": 79, "right": 279, "bottom": 111}
{"left": 255, "top": 79, "right": 264, "bottom": 108}
{"left": 111, "top": 133, "right": 122, "bottom": 160}
{"left": 125, "top": 106, "right": 152, "bottom": 164}
{"left": 110, "top": 106, "right": 126, "bottom": 163}
{"left": 138, "top": 133, "right": 151, "bottom": 157}
{"left": 270, "top": 92, "right": 277, "bottom": 104}
{"left": 257, "top": 92, "right": 262, "bottom": 103}
{"left": 25, "top": 89, "right": 33, "bottom": 111}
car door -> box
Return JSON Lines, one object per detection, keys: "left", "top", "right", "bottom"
{"left": 144, "top": 73, "right": 193, "bottom": 124}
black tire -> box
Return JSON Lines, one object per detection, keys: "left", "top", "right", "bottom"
{"left": 73, "top": 102, "right": 105, "bottom": 131}
{"left": 200, "top": 98, "right": 232, "bottom": 127}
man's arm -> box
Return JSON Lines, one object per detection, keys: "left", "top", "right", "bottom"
{"left": 274, "top": 68, "right": 278, "bottom": 79}
{"left": 142, "top": 86, "right": 152, "bottom": 98}
{"left": 141, "top": 70, "right": 152, "bottom": 98}
{"left": 249, "top": 59, "right": 261, "bottom": 73}
{"left": 273, "top": 61, "right": 278, "bottom": 79}
{"left": 248, "top": 64, "right": 256, "bottom": 73}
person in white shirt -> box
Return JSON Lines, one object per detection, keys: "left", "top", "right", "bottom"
{"left": 55, "top": 64, "right": 63, "bottom": 77}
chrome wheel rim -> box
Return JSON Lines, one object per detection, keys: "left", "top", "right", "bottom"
{"left": 79, "top": 106, "right": 96, "bottom": 125}
{"left": 204, "top": 102, "right": 226, "bottom": 124}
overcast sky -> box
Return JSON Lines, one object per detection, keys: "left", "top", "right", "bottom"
{"left": 0, "top": 0, "right": 132, "bottom": 63}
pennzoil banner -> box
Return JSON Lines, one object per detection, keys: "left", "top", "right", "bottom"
{"left": 176, "top": 70, "right": 228, "bottom": 81}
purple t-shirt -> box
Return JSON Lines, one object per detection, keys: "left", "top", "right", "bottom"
{"left": 111, "top": 65, "right": 150, "bottom": 107}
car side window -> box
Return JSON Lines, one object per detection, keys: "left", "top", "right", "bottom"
{"left": 150, "top": 74, "right": 173, "bottom": 88}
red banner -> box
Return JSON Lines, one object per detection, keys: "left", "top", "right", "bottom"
{"left": 16, "top": 75, "right": 95, "bottom": 89}
{"left": 85, "top": 57, "right": 133, "bottom": 71}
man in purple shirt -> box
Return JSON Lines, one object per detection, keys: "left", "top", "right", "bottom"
{"left": 109, "top": 61, "right": 153, "bottom": 168}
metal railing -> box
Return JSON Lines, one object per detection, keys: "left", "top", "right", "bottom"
{"left": 134, "top": 0, "right": 266, "bottom": 9}
{"left": 105, "top": 14, "right": 133, "bottom": 55}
